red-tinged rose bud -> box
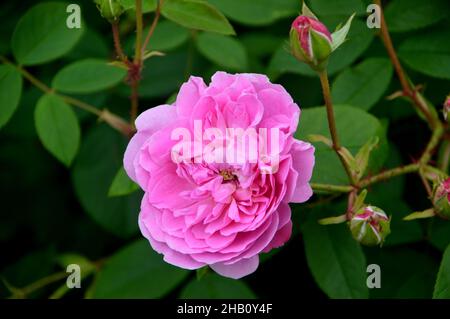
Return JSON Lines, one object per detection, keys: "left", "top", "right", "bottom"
{"left": 433, "top": 177, "right": 450, "bottom": 219}
{"left": 290, "top": 15, "right": 333, "bottom": 71}
{"left": 349, "top": 205, "right": 391, "bottom": 246}
{"left": 443, "top": 95, "right": 450, "bottom": 121}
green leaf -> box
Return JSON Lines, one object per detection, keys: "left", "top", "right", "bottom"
{"left": 72, "top": 124, "right": 141, "bottom": 237}
{"left": 434, "top": 244, "right": 450, "bottom": 298}
{"left": 162, "top": 0, "right": 235, "bottom": 35}
{"left": 67, "top": 29, "right": 110, "bottom": 60}
{"left": 268, "top": 20, "right": 373, "bottom": 78}
{"left": 11, "top": 2, "right": 84, "bottom": 65}
{"left": 125, "top": 20, "right": 189, "bottom": 54}
{"left": 119, "top": 0, "right": 157, "bottom": 13}
{"left": 295, "top": 105, "right": 387, "bottom": 185}
{"left": 92, "top": 239, "right": 189, "bottom": 298}
{"left": 108, "top": 166, "right": 139, "bottom": 197}
{"left": 240, "top": 34, "right": 282, "bottom": 59}
{"left": 301, "top": 2, "right": 318, "bottom": 19}
{"left": 399, "top": 31, "right": 450, "bottom": 80}
{"left": 355, "top": 137, "right": 379, "bottom": 179}
{"left": 318, "top": 215, "right": 347, "bottom": 225}
{"left": 366, "top": 248, "right": 438, "bottom": 298}
{"left": 145, "top": 20, "right": 189, "bottom": 52}
{"left": 403, "top": 209, "right": 435, "bottom": 221}
{"left": 196, "top": 33, "right": 248, "bottom": 71}
{"left": 56, "top": 254, "right": 96, "bottom": 272}
{"left": 52, "top": 59, "right": 127, "bottom": 94}
{"left": 208, "top": 0, "right": 298, "bottom": 26}
{"left": 332, "top": 58, "right": 393, "bottom": 110}
{"left": 34, "top": 94, "right": 80, "bottom": 166}
{"left": 385, "top": 0, "right": 450, "bottom": 33}
{"left": 180, "top": 274, "right": 256, "bottom": 298}
{"left": 331, "top": 14, "right": 355, "bottom": 51}
{"left": 1, "top": 248, "right": 56, "bottom": 291}
{"left": 309, "top": 0, "right": 365, "bottom": 18}
{"left": 429, "top": 219, "right": 450, "bottom": 251}
{"left": 0, "top": 64, "right": 22, "bottom": 128}
{"left": 302, "top": 219, "right": 369, "bottom": 298}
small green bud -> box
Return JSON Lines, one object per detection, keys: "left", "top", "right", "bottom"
{"left": 349, "top": 205, "right": 391, "bottom": 246}
{"left": 94, "top": 0, "right": 124, "bottom": 22}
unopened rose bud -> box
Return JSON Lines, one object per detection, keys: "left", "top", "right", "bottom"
{"left": 433, "top": 177, "right": 450, "bottom": 218}
{"left": 94, "top": 0, "right": 124, "bottom": 22}
{"left": 290, "top": 16, "right": 333, "bottom": 71}
{"left": 349, "top": 206, "right": 391, "bottom": 246}
{"left": 443, "top": 95, "right": 450, "bottom": 121}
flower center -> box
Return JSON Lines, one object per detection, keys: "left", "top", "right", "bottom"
{"left": 220, "top": 169, "right": 235, "bottom": 181}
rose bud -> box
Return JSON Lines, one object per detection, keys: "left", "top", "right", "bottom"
{"left": 349, "top": 205, "right": 391, "bottom": 246}
{"left": 443, "top": 95, "right": 450, "bottom": 121}
{"left": 290, "top": 15, "right": 333, "bottom": 71}
{"left": 433, "top": 177, "right": 450, "bottom": 218}
{"left": 94, "top": 0, "right": 124, "bottom": 22}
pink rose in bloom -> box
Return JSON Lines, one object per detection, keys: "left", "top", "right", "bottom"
{"left": 123, "top": 72, "right": 315, "bottom": 279}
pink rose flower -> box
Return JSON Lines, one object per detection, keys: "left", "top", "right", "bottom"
{"left": 123, "top": 72, "right": 315, "bottom": 279}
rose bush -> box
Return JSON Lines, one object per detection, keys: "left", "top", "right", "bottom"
{"left": 2, "top": 0, "right": 450, "bottom": 300}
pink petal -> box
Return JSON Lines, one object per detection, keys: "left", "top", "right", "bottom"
{"left": 210, "top": 255, "right": 259, "bottom": 279}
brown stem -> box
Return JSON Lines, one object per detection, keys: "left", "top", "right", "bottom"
{"left": 375, "top": 0, "right": 437, "bottom": 128}
{"left": 419, "top": 124, "right": 444, "bottom": 165}
{"left": 141, "top": 0, "right": 163, "bottom": 56}
{"left": 128, "top": 0, "right": 144, "bottom": 124}
{"left": 134, "top": 0, "right": 143, "bottom": 64}
{"left": 360, "top": 163, "right": 420, "bottom": 188}
{"left": 311, "top": 183, "right": 354, "bottom": 193}
{"left": 318, "top": 70, "right": 357, "bottom": 185}
{"left": 419, "top": 170, "right": 433, "bottom": 198}
{"left": 112, "top": 22, "right": 128, "bottom": 63}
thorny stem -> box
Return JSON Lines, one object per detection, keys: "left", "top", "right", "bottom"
{"left": 112, "top": 22, "right": 128, "bottom": 63}
{"left": 134, "top": 0, "right": 143, "bottom": 65}
{"left": 0, "top": 56, "right": 134, "bottom": 137}
{"left": 141, "top": 0, "right": 163, "bottom": 56}
{"left": 6, "top": 271, "right": 68, "bottom": 299}
{"left": 419, "top": 169, "right": 433, "bottom": 198}
{"left": 335, "top": 126, "right": 445, "bottom": 190}
{"left": 318, "top": 70, "right": 357, "bottom": 186}
{"left": 419, "top": 124, "right": 444, "bottom": 165}
{"left": 359, "top": 163, "right": 420, "bottom": 188}
{"left": 311, "top": 183, "right": 354, "bottom": 193}
{"left": 109, "top": 1, "right": 163, "bottom": 125}
{"left": 375, "top": 0, "right": 438, "bottom": 129}
{"left": 128, "top": 0, "right": 144, "bottom": 124}
{"left": 438, "top": 140, "right": 450, "bottom": 171}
